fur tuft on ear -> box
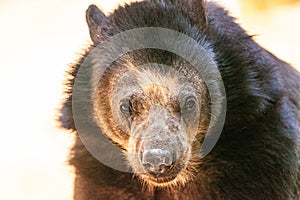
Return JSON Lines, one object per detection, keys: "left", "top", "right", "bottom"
{"left": 86, "top": 5, "right": 108, "bottom": 43}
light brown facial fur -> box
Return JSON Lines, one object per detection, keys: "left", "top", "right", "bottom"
{"left": 93, "top": 58, "right": 210, "bottom": 189}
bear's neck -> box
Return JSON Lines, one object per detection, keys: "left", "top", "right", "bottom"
{"left": 153, "top": 182, "right": 214, "bottom": 200}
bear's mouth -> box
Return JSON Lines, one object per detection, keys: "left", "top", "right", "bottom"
{"left": 140, "top": 155, "right": 187, "bottom": 184}
{"left": 144, "top": 172, "right": 178, "bottom": 184}
{"left": 140, "top": 168, "right": 179, "bottom": 185}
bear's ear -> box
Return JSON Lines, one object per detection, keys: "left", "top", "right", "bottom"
{"left": 171, "top": 0, "right": 207, "bottom": 29}
{"left": 86, "top": 5, "right": 108, "bottom": 43}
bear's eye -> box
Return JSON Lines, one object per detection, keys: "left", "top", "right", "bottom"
{"left": 119, "top": 101, "right": 131, "bottom": 116}
{"left": 183, "top": 96, "right": 197, "bottom": 111}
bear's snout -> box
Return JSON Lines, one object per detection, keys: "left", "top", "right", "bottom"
{"left": 141, "top": 149, "right": 174, "bottom": 176}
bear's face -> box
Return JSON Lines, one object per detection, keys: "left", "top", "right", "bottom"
{"left": 84, "top": 1, "right": 213, "bottom": 189}
{"left": 93, "top": 60, "right": 210, "bottom": 188}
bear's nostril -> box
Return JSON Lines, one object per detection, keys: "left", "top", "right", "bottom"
{"left": 142, "top": 163, "right": 153, "bottom": 172}
{"left": 158, "top": 164, "right": 170, "bottom": 173}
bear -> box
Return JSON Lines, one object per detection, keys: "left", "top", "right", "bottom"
{"left": 58, "top": 0, "right": 300, "bottom": 199}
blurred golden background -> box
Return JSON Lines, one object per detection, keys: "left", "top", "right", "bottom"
{"left": 0, "top": 0, "right": 299, "bottom": 199}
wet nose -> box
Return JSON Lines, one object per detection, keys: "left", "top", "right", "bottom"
{"left": 141, "top": 149, "right": 174, "bottom": 174}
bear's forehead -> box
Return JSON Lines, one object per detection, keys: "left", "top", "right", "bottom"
{"left": 115, "top": 64, "right": 196, "bottom": 93}
{"left": 132, "top": 84, "right": 180, "bottom": 107}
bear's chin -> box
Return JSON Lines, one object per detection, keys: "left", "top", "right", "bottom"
{"left": 144, "top": 172, "right": 178, "bottom": 184}
{"left": 137, "top": 168, "right": 192, "bottom": 189}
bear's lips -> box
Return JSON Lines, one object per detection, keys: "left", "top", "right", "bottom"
{"left": 144, "top": 162, "right": 174, "bottom": 178}
{"left": 143, "top": 168, "right": 179, "bottom": 184}
{"left": 141, "top": 155, "right": 185, "bottom": 183}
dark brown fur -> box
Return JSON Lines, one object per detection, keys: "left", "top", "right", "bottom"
{"left": 58, "top": 0, "right": 300, "bottom": 199}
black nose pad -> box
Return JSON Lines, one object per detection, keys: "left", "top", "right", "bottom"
{"left": 141, "top": 149, "right": 174, "bottom": 174}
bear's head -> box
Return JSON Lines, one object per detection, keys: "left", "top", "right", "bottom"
{"left": 82, "top": 0, "right": 219, "bottom": 189}
{"left": 93, "top": 49, "right": 210, "bottom": 186}
{"left": 93, "top": 54, "right": 211, "bottom": 187}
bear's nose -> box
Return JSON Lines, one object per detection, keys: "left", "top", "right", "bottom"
{"left": 141, "top": 149, "right": 174, "bottom": 175}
